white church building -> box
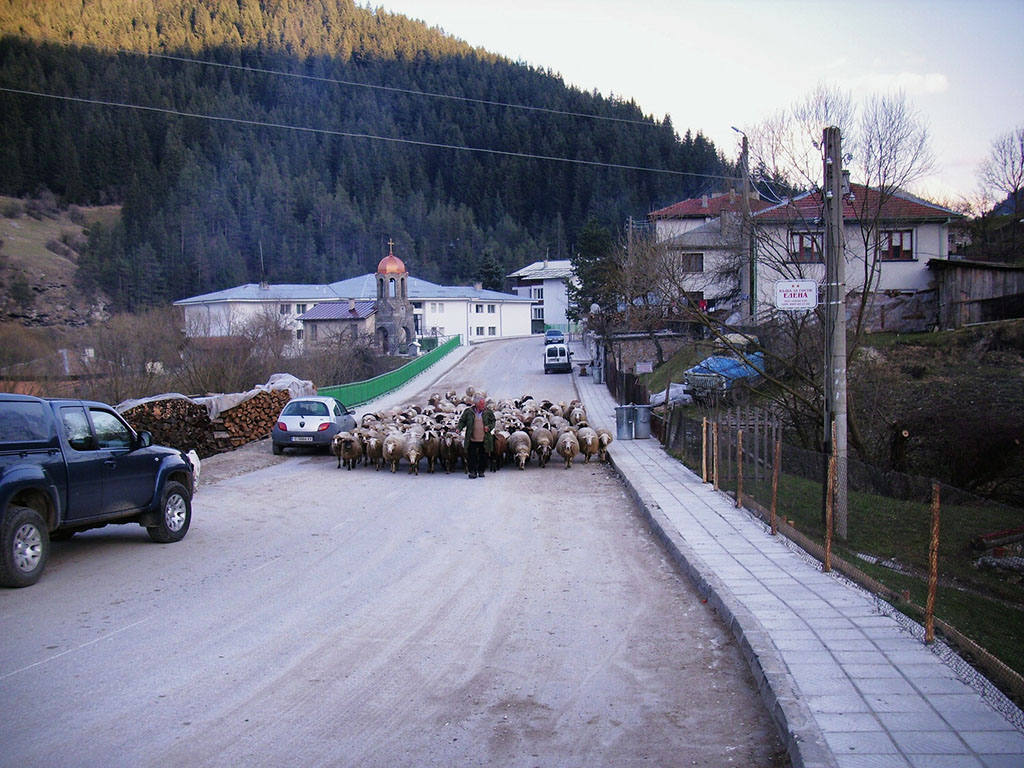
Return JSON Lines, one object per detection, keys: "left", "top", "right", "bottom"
{"left": 174, "top": 246, "right": 533, "bottom": 352}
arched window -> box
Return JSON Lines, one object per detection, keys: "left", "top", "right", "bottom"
{"left": 389, "top": 277, "right": 397, "bottom": 298}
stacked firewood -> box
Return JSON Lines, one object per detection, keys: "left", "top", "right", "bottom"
{"left": 213, "top": 389, "right": 292, "bottom": 450}
{"left": 121, "top": 398, "right": 220, "bottom": 458}
{"left": 121, "top": 389, "right": 293, "bottom": 457}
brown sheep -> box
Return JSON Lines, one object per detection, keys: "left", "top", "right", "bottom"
{"left": 404, "top": 431, "right": 424, "bottom": 475}
{"left": 382, "top": 432, "right": 406, "bottom": 473}
{"left": 422, "top": 428, "right": 441, "bottom": 473}
{"left": 576, "top": 427, "right": 599, "bottom": 464}
{"left": 596, "top": 428, "right": 614, "bottom": 462}
{"left": 530, "top": 427, "right": 555, "bottom": 468}
{"left": 331, "top": 431, "right": 363, "bottom": 470}
{"left": 555, "top": 431, "right": 580, "bottom": 469}
{"left": 507, "top": 430, "right": 532, "bottom": 470}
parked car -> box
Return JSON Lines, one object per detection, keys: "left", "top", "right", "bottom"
{"left": 271, "top": 396, "right": 356, "bottom": 454}
{"left": 543, "top": 329, "right": 565, "bottom": 345}
{"left": 683, "top": 352, "right": 765, "bottom": 406}
{"left": 543, "top": 342, "right": 573, "bottom": 374}
{"left": 0, "top": 393, "right": 197, "bottom": 588}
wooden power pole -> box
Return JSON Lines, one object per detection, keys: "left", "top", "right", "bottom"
{"left": 822, "top": 126, "right": 848, "bottom": 539}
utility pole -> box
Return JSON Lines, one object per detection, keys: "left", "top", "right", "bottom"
{"left": 822, "top": 126, "right": 848, "bottom": 539}
{"left": 732, "top": 127, "right": 754, "bottom": 323}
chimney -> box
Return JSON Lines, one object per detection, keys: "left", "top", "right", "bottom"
{"left": 701, "top": 194, "right": 708, "bottom": 208}
{"left": 348, "top": 298, "right": 356, "bottom": 313}
{"left": 473, "top": 282, "right": 483, "bottom": 291}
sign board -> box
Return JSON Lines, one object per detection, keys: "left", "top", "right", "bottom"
{"left": 774, "top": 279, "right": 818, "bottom": 310}
{"left": 634, "top": 361, "right": 653, "bottom": 374}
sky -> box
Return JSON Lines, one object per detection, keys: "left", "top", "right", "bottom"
{"left": 376, "top": 0, "right": 1024, "bottom": 203}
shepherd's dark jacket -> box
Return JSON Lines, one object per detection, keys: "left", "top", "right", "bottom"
{"left": 457, "top": 406, "right": 495, "bottom": 454}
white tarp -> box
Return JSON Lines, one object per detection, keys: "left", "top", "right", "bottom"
{"left": 648, "top": 383, "right": 693, "bottom": 406}
{"left": 193, "top": 373, "right": 315, "bottom": 420}
{"left": 116, "top": 374, "right": 315, "bottom": 421}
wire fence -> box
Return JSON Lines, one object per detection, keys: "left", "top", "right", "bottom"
{"left": 657, "top": 404, "right": 1024, "bottom": 712}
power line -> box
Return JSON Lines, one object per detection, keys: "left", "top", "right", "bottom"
{"left": 135, "top": 49, "right": 661, "bottom": 128}
{"left": 0, "top": 86, "right": 739, "bottom": 182}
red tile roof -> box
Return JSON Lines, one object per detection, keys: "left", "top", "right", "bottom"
{"left": 753, "top": 184, "right": 961, "bottom": 224}
{"left": 650, "top": 192, "right": 772, "bottom": 219}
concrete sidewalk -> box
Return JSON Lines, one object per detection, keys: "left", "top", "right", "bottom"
{"left": 571, "top": 356, "right": 1024, "bottom": 768}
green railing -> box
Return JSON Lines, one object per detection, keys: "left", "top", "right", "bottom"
{"left": 318, "top": 335, "right": 461, "bottom": 407}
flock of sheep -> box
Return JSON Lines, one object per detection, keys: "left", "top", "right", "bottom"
{"left": 330, "top": 387, "right": 613, "bottom": 474}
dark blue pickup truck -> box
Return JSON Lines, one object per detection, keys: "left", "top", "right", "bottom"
{"left": 0, "top": 393, "right": 196, "bottom": 587}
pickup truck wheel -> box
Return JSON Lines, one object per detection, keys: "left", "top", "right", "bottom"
{"left": 1, "top": 506, "right": 50, "bottom": 588}
{"left": 147, "top": 482, "right": 191, "bottom": 543}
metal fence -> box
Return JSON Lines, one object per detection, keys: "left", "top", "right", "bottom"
{"left": 657, "top": 404, "right": 1024, "bottom": 711}
{"left": 318, "top": 335, "right": 461, "bottom": 407}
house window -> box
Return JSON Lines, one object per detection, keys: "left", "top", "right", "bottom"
{"left": 487, "top": 304, "right": 496, "bottom": 313}
{"left": 296, "top": 303, "right": 308, "bottom": 314}
{"left": 431, "top": 302, "right": 444, "bottom": 313}
{"left": 532, "top": 287, "right": 544, "bottom": 300}
{"left": 475, "top": 304, "right": 484, "bottom": 313}
{"left": 880, "top": 229, "right": 914, "bottom": 261}
{"left": 788, "top": 231, "right": 823, "bottom": 263}
{"left": 279, "top": 304, "right": 290, "bottom": 315}
{"left": 672, "top": 251, "right": 704, "bottom": 272}
{"left": 488, "top": 326, "right": 497, "bottom": 336}
{"left": 532, "top": 307, "right": 545, "bottom": 320}
{"left": 295, "top": 329, "right": 303, "bottom": 340}
{"left": 476, "top": 326, "right": 484, "bottom": 336}
{"left": 309, "top": 325, "right": 318, "bottom": 341}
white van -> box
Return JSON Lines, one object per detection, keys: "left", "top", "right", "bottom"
{"left": 544, "top": 342, "right": 572, "bottom": 374}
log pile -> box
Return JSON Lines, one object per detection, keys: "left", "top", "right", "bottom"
{"left": 121, "top": 398, "right": 220, "bottom": 458}
{"left": 121, "top": 389, "right": 293, "bottom": 457}
{"left": 213, "top": 389, "right": 292, "bottom": 450}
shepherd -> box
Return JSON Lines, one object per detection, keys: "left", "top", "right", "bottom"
{"left": 458, "top": 395, "right": 495, "bottom": 479}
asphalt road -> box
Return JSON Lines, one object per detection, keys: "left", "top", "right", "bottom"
{"left": 0, "top": 337, "right": 786, "bottom": 767}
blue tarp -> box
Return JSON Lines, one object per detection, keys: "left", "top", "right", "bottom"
{"left": 685, "top": 352, "right": 764, "bottom": 386}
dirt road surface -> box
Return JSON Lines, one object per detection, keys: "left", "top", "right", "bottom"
{"left": 0, "top": 337, "right": 787, "bottom": 767}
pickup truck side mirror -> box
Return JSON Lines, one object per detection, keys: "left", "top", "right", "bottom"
{"left": 136, "top": 430, "right": 153, "bottom": 449}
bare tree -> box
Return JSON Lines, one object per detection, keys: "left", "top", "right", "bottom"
{"left": 739, "top": 88, "right": 935, "bottom": 458}
{"left": 978, "top": 125, "right": 1024, "bottom": 254}
{"left": 979, "top": 126, "right": 1024, "bottom": 211}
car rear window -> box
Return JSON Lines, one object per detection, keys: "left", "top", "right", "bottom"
{"left": 283, "top": 401, "right": 329, "bottom": 417}
{"left": 0, "top": 401, "right": 53, "bottom": 443}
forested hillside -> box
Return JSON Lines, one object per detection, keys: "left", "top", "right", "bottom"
{"left": 0, "top": 0, "right": 729, "bottom": 311}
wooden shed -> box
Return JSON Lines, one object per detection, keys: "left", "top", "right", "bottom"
{"left": 929, "top": 258, "right": 1024, "bottom": 329}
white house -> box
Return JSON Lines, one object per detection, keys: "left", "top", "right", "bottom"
{"left": 506, "top": 259, "right": 574, "bottom": 334}
{"left": 653, "top": 185, "right": 962, "bottom": 331}
{"left": 174, "top": 251, "right": 533, "bottom": 351}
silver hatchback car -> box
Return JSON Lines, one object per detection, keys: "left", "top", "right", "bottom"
{"left": 271, "top": 396, "right": 356, "bottom": 454}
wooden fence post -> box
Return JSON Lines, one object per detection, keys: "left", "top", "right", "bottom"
{"left": 736, "top": 428, "right": 744, "bottom": 508}
{"left": 926, "top": 482, "right": 941, "bottom": 644}
{"left": 770, "top": 437, "right": 781, "bottom": 535}
{"left": 713, "top": 420, "right": 720, "bottom": 491}
{"left": 701, "top": 417, "right": 708, "bottom": 483}
{"left": 824, "top": 419, "right": 836, "bottom": 573}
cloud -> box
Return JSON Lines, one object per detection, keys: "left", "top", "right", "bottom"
{"left": 840, "top": 71, "right": 949, "bottom": 96}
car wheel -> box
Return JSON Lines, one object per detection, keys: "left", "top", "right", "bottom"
{"left": 147, "top": 481, "right": 191, "bottom": 543}
{"left": 272, "top": 442, "right": 283, "bottom": 455}
{"left": 1, "top": 506, "right": 50, "bottom": 588}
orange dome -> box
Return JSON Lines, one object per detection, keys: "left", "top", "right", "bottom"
{"left": 377, "top": 240, "right": 407, "bottom": 275}
{"left": 376, "top": 253, "right": 406, "bottom": 275}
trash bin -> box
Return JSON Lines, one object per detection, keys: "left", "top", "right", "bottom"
{"left": 615, "top": 404, "right": 635, "bottom": 440}
{"left": 633, "top": 403, "right": 653, "bottom": 439}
